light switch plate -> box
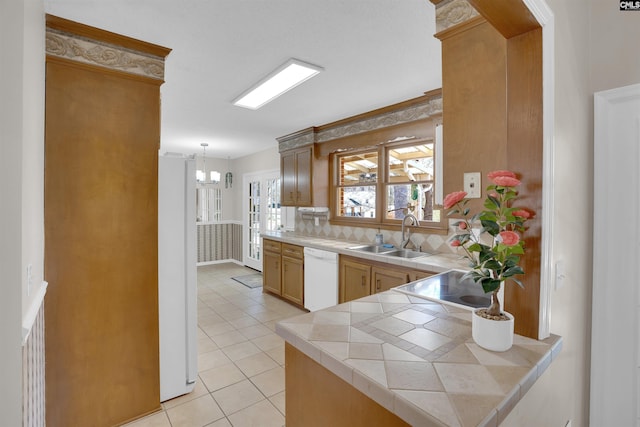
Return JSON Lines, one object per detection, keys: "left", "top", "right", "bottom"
{"left": 464, "top": 172, "right": 481, "bottom": 198}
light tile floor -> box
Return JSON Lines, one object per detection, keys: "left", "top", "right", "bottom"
{"left": 124, "top": 263, "right": 307, "bottom": 427}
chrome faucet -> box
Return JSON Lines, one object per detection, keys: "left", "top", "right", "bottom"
{"left": 401, "top": 213, "right": 419, "bottom": 248}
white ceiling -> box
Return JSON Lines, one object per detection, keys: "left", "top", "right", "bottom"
{"left": 44, "top": 0, "right": 442, "bottom": 159}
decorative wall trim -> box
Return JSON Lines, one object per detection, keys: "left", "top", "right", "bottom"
{"left": 434, "top": 0, "right": 479, "bottom": 33}
{"left": 277, "top": 128, "right": 316, "bottom": 152}
{"left": 46, "top": 29, "right": 166, "bottom": 80}
{"left": 197, "top": 223, "right": 242, "bottom": 264}
{"left": 316, "top": 98, "right": 442, "bottom": 143}
{"left": 277, "top": 94, "right": 442, "bottom": 152}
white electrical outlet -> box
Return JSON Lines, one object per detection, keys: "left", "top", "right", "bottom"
{"left": 464, "top": 172, "right": 481, "bottom": 198}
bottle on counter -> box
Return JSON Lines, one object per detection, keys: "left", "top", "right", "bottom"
{"left": 375, "top": 229, "right": 384, "bottom": 245}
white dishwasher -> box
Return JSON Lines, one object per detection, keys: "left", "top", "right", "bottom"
{"left": 304, "top": 247, "right": 339, "bottom": 311}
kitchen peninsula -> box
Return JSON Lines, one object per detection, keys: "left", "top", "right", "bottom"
{"left": 276, "top": 290, "right": 561, "bottom": 427}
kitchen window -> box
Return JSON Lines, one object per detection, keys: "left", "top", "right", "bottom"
{"left": 336, "top": 149, "right": 378, "bottom": 219}
{"left": 331, "top": 138, "right": 444, "bottom": 230}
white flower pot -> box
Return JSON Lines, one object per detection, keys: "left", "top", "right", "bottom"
{"left": 472, "top": 309, "right": 514, "bottom": 352}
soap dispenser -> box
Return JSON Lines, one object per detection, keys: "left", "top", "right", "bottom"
{"left": 375, "top": 229, "right": 384, "bottom": 245}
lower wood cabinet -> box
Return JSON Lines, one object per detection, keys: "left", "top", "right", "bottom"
{"left": 263, "top": 247, "right": 282, "bottom": 295}
{"left": 262, "top": 238, "right": 304, "bottom": 307}
{"left": 282, "top": 244, "right": 304, "bottom": 305}
{"left": 340, "top": 258, "right": 372, "bottom": 303}
{"left": 339, "top": 255, "right": 436, "bottom": 303}
{"left": 372, "top": 267, "right": 409, "bottom": 294}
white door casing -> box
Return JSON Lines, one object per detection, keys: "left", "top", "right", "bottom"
{"left": 591, "top": 83, "right": 640, "bottom": 426}
{"left": 243, "top": 169, "right": 281, "bottom": 271}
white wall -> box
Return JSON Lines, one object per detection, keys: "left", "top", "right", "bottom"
{"left": 190, "top": 146, "right": 279, "bottom": 223}
{"left": 231, "top": 146, "right": 280, "bottom": 220}
{"left": 0, "top": 0, "right": 45, "bottom": 424}
{"left": 193, "top": 154, "right": 236, "bottom": 220}
{"left": 502, "top": 1, "right": 640, "bottom": 426}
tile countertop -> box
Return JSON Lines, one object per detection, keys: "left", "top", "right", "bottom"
{"left": 275, "top": 292, "right": 562, "bottom": 427}
{"left": 261, "top": 231, "right": 470, "bottom": 273}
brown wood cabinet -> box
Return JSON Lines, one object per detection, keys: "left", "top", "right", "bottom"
{"left": 371, "top": 267, "right": 409, "bottom": 294}
{"left": 263, "top": 240, "right": 282, "bottom": 295}
{"left": 262, "top": 238, "right": 304, "bottom": 307}
{"left": 285, "top": 343, "right": 410, "bottom": 427}
{"left": 282, "top": 244, "right": 304, "bottom": 305}
{"left": 339, "top": 255, "right": 435, "bottom": 303}
{"left": 280, "top": 144, "right": 328, "bottom": 207}
{"left": 340, "top": 257, "right": 372, "bottom": 303}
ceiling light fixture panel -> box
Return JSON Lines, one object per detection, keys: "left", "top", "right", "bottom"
{"left": 232, "top": 58, "right": 324, "bottom": 110}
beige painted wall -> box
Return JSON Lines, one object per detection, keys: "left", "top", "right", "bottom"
{"left": 193, "top": 154, "right": 236, "bottom": 220}
{"left": 192, "top": 146, "right": 279, "bottom": 223}
{"left": 0, "top": 0, "right": 45, "bottom": 423}
{"left": 503, "top": 1, "right": 640, "bottom": 426}
{"left": 231, "top": 145, "right": 280, "bottom": 220}
{"left": 589, "top": 1, "right": 640, "bottom": 93}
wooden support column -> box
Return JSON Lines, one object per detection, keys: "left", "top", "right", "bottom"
{"left": 44, "top": 15, "right": 171, "bottom": 426}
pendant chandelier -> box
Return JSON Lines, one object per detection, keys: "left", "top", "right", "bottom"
{"left": 196, "top": 143, "right": 220, "bottom": 184}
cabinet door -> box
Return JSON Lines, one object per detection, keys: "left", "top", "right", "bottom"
{"left": 409, "top": 270, "right": 434, "bottom": 282}
{"left": 340, "top": 259, "right": 371, "bottom": 303}
{"left": 282, "top": 256, "right": 304, "bottom": 306}
{"left": 371, "top": 267, "right": 409, "bottom": 294}
{"left": 295, "top": 148, "right": 312, "bottom": 206}
{"left": 263, "top": 251, "right": 282, "bottom": 295}
{"left": 281, "top": 151, "right": 297, "bottom": 205}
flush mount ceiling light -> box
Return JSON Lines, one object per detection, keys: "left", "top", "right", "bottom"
{"left": 232, "top": 58, "right": 324, "bottom": 110}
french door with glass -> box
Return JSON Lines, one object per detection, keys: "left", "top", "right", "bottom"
{"left": 243, "top": 170, "right": 281, "bottom": 271}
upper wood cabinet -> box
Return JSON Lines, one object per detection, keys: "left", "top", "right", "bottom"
{"left": 280, "top": 144, "right": 327, "bottom": 207}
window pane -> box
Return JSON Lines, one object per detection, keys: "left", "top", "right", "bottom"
{"left": 197, "top": 187, "right": 222, "bottom": 222}
{"left": 387, "top": 143, "right": 433, "bottom": 183}
{"left": 339, "top": 152, "right": 378, "bottom": 186}
{"left": 386, "top": 183, "right": 435, "bottom": 221}
{"left": 339, "top": 186, "right": 376, "bottom": 218}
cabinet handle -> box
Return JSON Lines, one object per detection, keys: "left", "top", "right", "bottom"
{"left": 361, "top": 275, "right": 366, "bottom": 287}
{"left": 290, "top": 191, "right": 294, "bottom": 199}
{"left": 376, "top": 279, "right": 381, "bottom": 291}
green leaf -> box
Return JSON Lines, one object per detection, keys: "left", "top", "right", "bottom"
{"left": 481, "top": 219, "right": 500, "bottom": 235}
{"left": 510, "top": 277, "right": 525, "bottom": 289}
{"left": 484, "top": 259, "right": 502, "bottom": 270}
{"left": 510, "top": 244, "right": 525, "bottom": 255}
{"left": 504, "top": 265, "right": 524, "bottom": 277}
{"left": 467, "top": 242, "right": 483, "bottom": 252}
{"left": 484, "top": 197, "right": 499, "bottom": 210}
{"left": 481, "top": 278, "right": 502, "bottom": 294}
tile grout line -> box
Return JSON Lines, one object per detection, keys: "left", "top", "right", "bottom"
{"left": 127, "top": 262, "right": 304, "bottom": 427}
